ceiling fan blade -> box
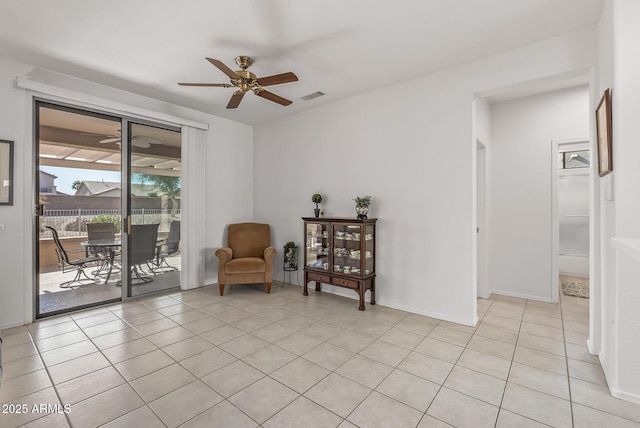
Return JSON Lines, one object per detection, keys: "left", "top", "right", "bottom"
{"left": 131, "top": 136, "right": 163, "bottom": 148}
{"left": 132, "top": 140, "right": 151, "bottom": 149}
{"left": 226, "top": 91, "right": 245, "bottom": 109}
{"left": 206, "top": 58, "right": 238, "bottom": 80}
{"left": 256, "top": 72, "right": 298, "bottom": 87}
{"left": 255, "top": 90, "right": 293, "bottom": 106}
{"left": 100, "top": 137, "right": 121, "bottom": 144}
{"left": 178, "top": 82, "right": 232, "bottom": 87}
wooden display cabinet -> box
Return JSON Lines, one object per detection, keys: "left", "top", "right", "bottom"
{"left": 302, "top": 217, "right": 376, "bottom": 310}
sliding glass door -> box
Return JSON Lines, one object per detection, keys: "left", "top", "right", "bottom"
{"left": 127, "top": 122, "right": 182, "bottom": 297}
{"left": 35, "top": 102, "right": 182, "bottom": 318}
{"left": 36, "top": 102, "right": 123, "bottom": 316}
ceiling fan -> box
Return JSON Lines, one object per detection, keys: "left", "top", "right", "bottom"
{"left": 178, "top": 56, "right": 298, "bottom": 109}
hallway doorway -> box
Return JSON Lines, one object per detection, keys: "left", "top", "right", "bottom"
{"left": 553, "top": 140, "right": 590, "bottom": 300}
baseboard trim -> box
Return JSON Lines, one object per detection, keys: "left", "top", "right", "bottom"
{"left": 611, "top": 388, "right": 640, "bottom": 405}
{"left": 0, "top": 320, "right": 26, "bottom": 331}
{"left": 315, "top": 284, "right": 477, "bottom": 326}
{"left": 489, "top": 289, "right": 556, "bottom": 303}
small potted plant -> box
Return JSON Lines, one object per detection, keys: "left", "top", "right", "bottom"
{"left": 353, "top": 195, "right": 372, "bottom": 219}
{"left": 312, "top": 193, "right": 323, "bottom": 217}
{"left": 283, "top": 241, "right": 297, "bottom": 269}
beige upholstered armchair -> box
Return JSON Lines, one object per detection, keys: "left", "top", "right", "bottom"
{"left": 215, "top": 222, "right": 277, "bottom": 296}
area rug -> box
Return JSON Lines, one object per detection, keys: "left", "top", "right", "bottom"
{"left": 560, "top": 275, "right": 589, "bottom": 299}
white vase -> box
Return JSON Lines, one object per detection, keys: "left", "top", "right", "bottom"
{"left": 355, "top": 205, "right": 369, "bottom": 219}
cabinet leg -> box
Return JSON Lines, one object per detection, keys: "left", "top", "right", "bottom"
{"left": 315, "top": 281, "right": 321, "bottom": 292}
{"left": 358, "top": 283, "right": 365, "bottom": 311}
{"left": 303, "top": 282, "right": 308, "bottom": 296}
{"left": 370, "top": 278, "right": 376, "bottom": 305}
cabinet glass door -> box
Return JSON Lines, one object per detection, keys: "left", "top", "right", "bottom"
{"left": 305, "top": 222, "right": 329, "bottom": 270}
{"left": 364, "top": 224, "right": 375, "bottom": 275}
{"left": 333, "top": 224, "right": 363, "bottom": 276}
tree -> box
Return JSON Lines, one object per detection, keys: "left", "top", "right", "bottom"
{"left": 71, "top": 180, "right": 82, "bottom": 191}
{"left": 134, "top": 174, "right": 181, "bottom": 217}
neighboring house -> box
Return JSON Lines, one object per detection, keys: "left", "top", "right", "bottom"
{"left": 74, "top": 180, "right": 167, "bottom": 198}
{"left": 38, "top": 170, "right": 62, "bottom": 194}
{"left": 73, "top": 180, "right": 121, "bottom": 197}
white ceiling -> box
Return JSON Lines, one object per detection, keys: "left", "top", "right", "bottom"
{"left": 0, "top": 0, "right": 603, "bottom": 125}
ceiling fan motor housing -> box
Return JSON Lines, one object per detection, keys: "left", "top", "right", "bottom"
{"left": 233, "top": 69, "right": 257, "bottom": 92}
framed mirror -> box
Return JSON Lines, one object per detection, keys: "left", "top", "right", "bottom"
{"left": 0, "top": 140, "right": 14, "bottom": 205}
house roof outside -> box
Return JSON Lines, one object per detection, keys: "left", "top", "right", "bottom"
{"left": 74, "top": 180, "right": 171, "bottom": 198}
{"left": 76, "top": 181, "right": 121, "bottom": 196}
{"left": 39, "top": 170, "right": 57, "bottom": 179}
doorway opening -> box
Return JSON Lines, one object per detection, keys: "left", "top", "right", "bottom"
{"left": 553, "top": 140, "right": 590, "bottom": 300}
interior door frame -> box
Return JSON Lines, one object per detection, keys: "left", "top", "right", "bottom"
{"left": 476, "top": 139, "right": 489, "bottom": 299}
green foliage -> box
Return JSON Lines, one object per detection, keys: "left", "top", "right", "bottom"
{"left": 284, "top": 241, "right": 296, "bottom": 249}
{"left": 311, "top": 193, "right": 322, "bottom": 204}
{"left": 353, "top": 195, "right": 372, "bottom": 207}
{"left": 90, "top": 215, "right": 121, "bottom": 232}
{"left": 133, "top": 173, "right": 181, "bottom": 198}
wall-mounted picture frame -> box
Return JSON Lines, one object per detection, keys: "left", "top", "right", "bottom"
{"left": 596, "top": 88, "right": 612, "bottom": 177}
{"left": 0, "top": 140, "right": 14, "bottom": 205}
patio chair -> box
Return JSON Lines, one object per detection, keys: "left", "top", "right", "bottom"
{"left": 130, "top": 224, "right": 159, "bottom": 284}
{"left": 44, "top": 226, "right": 101, "bottom": 288}
{"left": 86, "top": 222, "right": 120, "bottom": 275}
{"left": 149, "top": 220, "right": 180, "bottom": 274}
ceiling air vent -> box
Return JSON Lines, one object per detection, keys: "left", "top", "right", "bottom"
{"left": 301, "top": 91, "right": 325, "bottom": 101}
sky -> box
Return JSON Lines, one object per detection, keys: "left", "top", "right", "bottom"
{"left": 41, "top": 166, "right": 121, "bottom": 194}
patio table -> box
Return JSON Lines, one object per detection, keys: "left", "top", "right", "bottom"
{"left": 80, "top": 239, "right": 121, "bottom": 285}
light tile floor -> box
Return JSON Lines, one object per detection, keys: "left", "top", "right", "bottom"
{"left": 2, "top": 284, "right": 640, "bottom": 427}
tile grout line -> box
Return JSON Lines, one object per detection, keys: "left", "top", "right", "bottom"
{"left": 30, "top": 321, "right": 78, "bottom": 428}
{"left": 9, "top": 287, "right": 623, "bottom": 428}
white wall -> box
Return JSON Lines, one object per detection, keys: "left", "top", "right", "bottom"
{"left": 611, "top": 0, "right": 640, "bottom": 403}
{"left": 598, "top": 0, "right": 640, "bottom": 403}
{"left": 488, "top": 86, "right": 589, "bottom": 302}
{"left": 254, "top": 28, "right": 597, "bottom": 326}
{"left": 0, "top": 58, "right": 253, "bottom": 329}
{"left": 0, "top": 58, "right": 32, "bottom": 330}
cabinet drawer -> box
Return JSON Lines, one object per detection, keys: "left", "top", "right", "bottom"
{"left": 308, "top": 272, "right": 330, "bottom": 283}
{"left": 332, "top": 277, "right": 358, "bottom": 289}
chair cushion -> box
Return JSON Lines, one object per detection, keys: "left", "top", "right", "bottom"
{"left": 228, "top": 223, "right": 271, "bottom": 259}
{"left": 226, "top": 257, "right": 265, "bottom": 274}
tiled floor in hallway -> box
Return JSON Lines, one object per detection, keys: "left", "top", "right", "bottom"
{"left": 1, "top": 283, "right": 639, "bottom": 427}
